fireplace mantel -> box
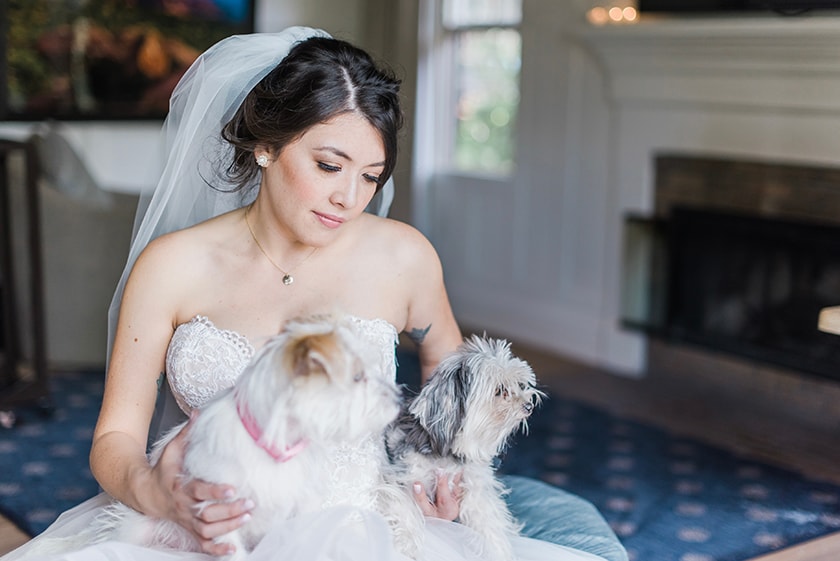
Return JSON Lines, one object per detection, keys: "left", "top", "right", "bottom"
{"left": 575, "top": 16, "right": 840, "bottom": 110}
{"left": 553, "top": 10, "right": 840, "bottom": 375}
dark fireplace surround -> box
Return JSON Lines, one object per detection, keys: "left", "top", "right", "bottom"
{"left": 622, "top": 154, "right": 840, "bottom": 384}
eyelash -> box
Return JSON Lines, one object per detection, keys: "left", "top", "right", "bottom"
{"left": 317, "top": 162, "right": 381, "bottom": 186}
{"left": 318, "top": 162, "right": 340, "bottom": 173}
{"left": 364, "top": 174, "right": 382, "bottom": 186}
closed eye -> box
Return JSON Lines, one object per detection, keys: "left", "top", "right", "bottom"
{"left": 318, "top": 163, "right": 381, "bottom": 186}
{"left": 363, "top": 173, "right": 382, "bottom": 186}
{"left": 318, "top": 162, "right": 341, "bottom": 173}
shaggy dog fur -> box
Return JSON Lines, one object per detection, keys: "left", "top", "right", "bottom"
{"left": 381, "top": 335, "right": 544, "bottom": 560}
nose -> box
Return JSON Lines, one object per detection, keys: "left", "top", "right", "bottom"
{"left": 330, "top": 177, "right": 359, "bottom": 209}
{"left": 523, "top": 401, "right": 534, "bottom": 414}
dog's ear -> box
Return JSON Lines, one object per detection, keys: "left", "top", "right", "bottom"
{"left": 287, "top": 332, "right": 339, "bottom": 380}
{"left": 408, "top": 357, "right": 470, "bottom": 456}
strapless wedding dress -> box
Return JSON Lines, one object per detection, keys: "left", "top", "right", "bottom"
{"left": 1, "top": 316, "right": 605, "bottom": 561}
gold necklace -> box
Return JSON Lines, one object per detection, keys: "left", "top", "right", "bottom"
{"left": 244, "top": 206, "right": 317, "bottom": 286}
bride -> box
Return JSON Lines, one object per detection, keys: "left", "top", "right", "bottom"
{"left": 2, "top": 27, "right": 625, "bottom": 561}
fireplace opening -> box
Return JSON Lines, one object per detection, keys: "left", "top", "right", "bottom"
{"left": 674, "top": 207, "right": 840, "bottom": 376}
{"left": 621, "top": 155, "right": 840, "bottom": 383}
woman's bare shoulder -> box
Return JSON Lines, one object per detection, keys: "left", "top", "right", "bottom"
{"left": 354, "top": 217, "right": 443, "bottom": 294}
{"left": 139, "top": 212, "right": 236, "bottom": 260}
{"left": 131, "top": 211, "right": 239, "bottom": 286}
{"left": 363, "top": 215, "right": 440, "bottom": 264}
{"left": 123, "top": 212, "right": 242, "bottom": 323}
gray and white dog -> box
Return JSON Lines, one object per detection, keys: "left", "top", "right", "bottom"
{"left": 380, "top": 335, "right": 545, "bottom": 561}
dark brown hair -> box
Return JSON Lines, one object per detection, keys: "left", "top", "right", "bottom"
{"left": 221, "top": 36, "right": 403, "bottom": 192}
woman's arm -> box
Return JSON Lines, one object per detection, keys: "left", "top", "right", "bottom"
{"left": 90, "top": 235, "right": 252, "bottom": 555}
{"left": 400, "top": 231, "right": 463, "bottom": 384}
{"left": 398, "top": 225, "right": 464, "bottom": 519}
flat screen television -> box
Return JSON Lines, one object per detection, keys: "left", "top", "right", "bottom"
{"left": 2, "top": 0, "right": 255, "bottom": 121}
{"left": 639, "top": 0, "right": 840, "bottom": 12}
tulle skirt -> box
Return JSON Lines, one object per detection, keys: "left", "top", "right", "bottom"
{"left": 2, "top": 493, "right": 606, "bottom": 561}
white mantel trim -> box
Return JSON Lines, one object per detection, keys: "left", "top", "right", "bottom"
{"left": 577, "top": 16, "right": 840, "bottom": 110}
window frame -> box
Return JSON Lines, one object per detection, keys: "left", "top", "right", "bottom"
{"left": 416, "top": 0, "right": 522, "bottom": 180}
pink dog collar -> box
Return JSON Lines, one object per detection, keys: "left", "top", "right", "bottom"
{"left": 235, "top": 399, "right": 308, "bottom": 462}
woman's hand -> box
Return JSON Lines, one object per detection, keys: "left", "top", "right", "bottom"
{"left": 152, "top": 417, "right": 255, "bottom": 556}
{"left": 412, "top": 472, "right": 463, "bottom": 521}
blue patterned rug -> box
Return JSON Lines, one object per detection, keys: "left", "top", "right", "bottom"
{"left": 500, "top": 398, "right": 840, "bottom": 561}
{"left": 2, "top": 367, "right": 839, "bottom": 561}
{"left": 0, "top": 370, "right": 102, "bottom": 536}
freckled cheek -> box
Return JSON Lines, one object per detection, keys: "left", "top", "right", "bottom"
{"left": 291, "top": 170, "right": 331, "bottom": 204}
{"left": 266, "top": 160, "right": 309, "bottom": 193}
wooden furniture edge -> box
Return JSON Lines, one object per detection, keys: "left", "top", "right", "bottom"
{"left": 818, "top": 306, "right": 840, "bottom": 336}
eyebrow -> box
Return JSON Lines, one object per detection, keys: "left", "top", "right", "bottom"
{"left": 316, "top": 145, "right": 385, "bottom": 168}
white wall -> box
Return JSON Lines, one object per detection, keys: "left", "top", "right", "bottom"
{"left": 255, "top": 0, "right": 365, "bottom": 41}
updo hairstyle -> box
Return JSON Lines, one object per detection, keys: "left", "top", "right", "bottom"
{"left": 222, "top": 36, "right": 403, "bottom": 192}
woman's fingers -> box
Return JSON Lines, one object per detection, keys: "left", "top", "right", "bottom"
{"left": 194, "top": 532, "right": 239, "bottom": 557}
{"left": 412, "top": 472, "right": 463, "bottom": 521}
{"left": 179, "top": 487, "right": 253, "bottom": 555}
{"left": 412, "top": 482, "right": 436, "bottom": 516}
{"left": 160, "top": 414, "right": 255, "bottom": 551}
{"left": 432, "top": 472, "right": 462, "bottom": 520}
{"left": 184, "top": 477, "right": 237, "bottom": 505}
{"left": 180, "top": 481, "right": 253, "bottom": 555}
{"left": 189, "top": 503, "right": 253, "bottom": 556}
{"left": 190, "top": 497, "right": 255, "bottom": 524}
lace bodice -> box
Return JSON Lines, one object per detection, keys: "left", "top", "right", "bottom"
{"left": 165, "top": 316, "right": 255, "bottom": 414}
{"left": 164, "top": 315, "right": 399, "bottom": 511}
{"left": 165, "top": 314, "right": 399, "bottom": 413}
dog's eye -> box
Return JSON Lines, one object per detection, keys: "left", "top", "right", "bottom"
{"left": 495, "top": 385, "right": 509, "bottom": 399}
{"left": 353, "top": 371, "right": 366, "bottom": 383}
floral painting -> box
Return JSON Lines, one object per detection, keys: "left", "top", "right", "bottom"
{"left": 4, "top": 0, "right": 254, "bottom": 120}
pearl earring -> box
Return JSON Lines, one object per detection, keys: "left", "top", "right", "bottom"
{"left": 256, "top": 154, "right": 269, "bottom": 168}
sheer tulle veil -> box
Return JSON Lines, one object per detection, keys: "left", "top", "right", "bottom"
{"left": 106, "top": 26, "right": 395, "bottom": 366}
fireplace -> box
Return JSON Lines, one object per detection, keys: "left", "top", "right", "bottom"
{"left": 622, "top": 155, "right": 840, "bottom": 382}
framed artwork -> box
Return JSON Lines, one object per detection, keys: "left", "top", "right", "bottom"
{"left": 2, "top": 0, "right": 255, "bottom": 121}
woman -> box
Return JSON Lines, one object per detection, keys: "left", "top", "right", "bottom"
{"left": 2, "top": 27, "right": 625, "bottom": 561}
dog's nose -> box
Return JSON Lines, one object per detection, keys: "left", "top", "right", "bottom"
{"left": 523, "top": 401, "right": 534, "bottom": 413}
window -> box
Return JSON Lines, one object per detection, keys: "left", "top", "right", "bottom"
{"left": 439, "top": 0, "right": 522, "bottom": 175}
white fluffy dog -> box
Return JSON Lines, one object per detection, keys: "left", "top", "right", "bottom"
{"left": 92, "top": 315, "right": 401, "bottom": 560}
{"left": 381, "top": 335, "right": 545, "bottom": 561}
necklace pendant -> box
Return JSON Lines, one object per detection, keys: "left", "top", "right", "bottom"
{"left": 282, "top": 274, "right": 294, "bottom": 286}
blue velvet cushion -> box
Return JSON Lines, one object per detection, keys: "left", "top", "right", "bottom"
{"left": 502, "top": 475, "right": 628, "bottom": 561}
